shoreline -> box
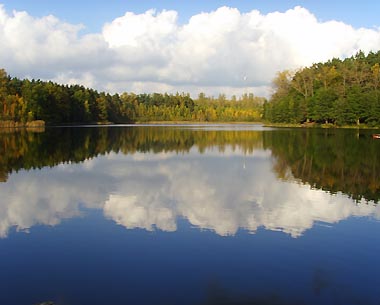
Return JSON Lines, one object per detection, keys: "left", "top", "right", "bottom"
{"left": 262, "top": 122, "right": 380, "bottom": 129}
{"left": 0, "top": 120, "right": 45, "bottom": 132}
{"left": 0, "top": 120, "right": 45, "bottom": 128}
{"left": 134, "top": 120, "right": 263, "bottom": 125}
{"left": 1, "top": 120, "right": 379, "bottom": 130}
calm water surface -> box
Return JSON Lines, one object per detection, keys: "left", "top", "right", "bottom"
{"left": 0, "top": 125, "right": 379, "bottom": 305}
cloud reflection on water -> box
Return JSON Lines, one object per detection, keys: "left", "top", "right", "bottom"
{"left": 0, "top": 148, "right": 379, "bottom": 238}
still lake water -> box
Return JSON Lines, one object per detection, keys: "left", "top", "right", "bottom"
{"left": 0, "top": 124, "right": 380, "bottom": 305}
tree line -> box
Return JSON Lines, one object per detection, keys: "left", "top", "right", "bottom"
{"left": 0, "top": 126, "right": 264, "bottom": 182}
{"left": 264, "top": 50, "right": 380, "bottom": 126}
{"left": 0, "top": 68, "right": 264, "bottom": 124}
{"left": 1, "top": 126, "right": 378, "bottom": 202}
{"left": 263, "top": 129, "right": 380, "bottom": 203}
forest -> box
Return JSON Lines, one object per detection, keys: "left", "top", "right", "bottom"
{"left": 0, "top": 68, "right": 264, "bottom": 125}
{"left": 2, "top": 49, "right": 380, "bottom": 126}
{"left": 264, "top": 50, "right": 380, "bottom": 126}
{"left": 1, "top": 126, "right": 378, "bottom": 203}
{"left": 0, "top": 126, "right": 263, "bottom": 182}
{"left": 263, "top": 129, "right": 380, "bottom": 203}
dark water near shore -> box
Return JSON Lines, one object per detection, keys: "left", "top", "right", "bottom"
{"left": 0, "top": 125, "right": 379, "bottom": 305}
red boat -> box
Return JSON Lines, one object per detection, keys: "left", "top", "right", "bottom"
{"left": 372, "top": 134, "right": 380, "bottom": 139}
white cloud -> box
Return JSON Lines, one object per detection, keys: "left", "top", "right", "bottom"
{"left": 104, "top": 194, "right": 177, "bottom": 232}
{"left": 0, "top": 164, "right": 110, "bottom": 238}
{"left": 103, "top": 9, "right": 178, "bottom": 48}
{"left": 100, "top": 159, "right": 380, "bottom": 237}
{"left": 0, "top": 4, "right": 111, "bottom": 82}
{"left": 1, "top": 147, "right": 379, "bottom": 238}
{"left": 1, "top": 4, "right": 380, "bottom": 97}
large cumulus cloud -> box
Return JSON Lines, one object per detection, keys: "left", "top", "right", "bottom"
{"left": 1, "top": 4, "right": 380, "bottom": 96}
{"left": 1, "top": 148, "right": 380, "bottom": 238}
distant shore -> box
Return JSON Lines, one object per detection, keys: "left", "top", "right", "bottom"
{"left": 1, "top": 120, "right": 378, "bottom": 130}
{"left": 47, "top": 121, "right": 264, "bottom": 127}
{"left": 0, "top": 120, "right": 45, "bottom": 128}
{"left": 0, "top": 120, "right": 45, "bottom": 133}
{"left": 134, "top": 120, "right": 263, "bottom": 125}
{"left": 263, "top": 122, "right": 380, "bottom": 129}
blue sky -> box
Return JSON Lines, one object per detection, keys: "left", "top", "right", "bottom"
{"left": 1, "top": 0, "right": 378, "bottom": 32}
{"left": 2, "top": 141, "right": 378, "bottom": 238}
{"left": 1, "top": 1, "right": 380, "bottom": 97}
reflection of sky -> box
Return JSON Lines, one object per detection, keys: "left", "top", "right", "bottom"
{"left": 0, "top": 147, "right": 379, "bottom": 238}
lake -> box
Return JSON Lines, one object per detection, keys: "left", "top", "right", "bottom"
{"left": 0, "top": 124, "right": 379, "bottom": 305}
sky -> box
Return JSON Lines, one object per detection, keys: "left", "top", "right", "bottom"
{"left": 1, "top": 0, "right": 380, "bottom": 97}
{"left": 2, "top": 148, "right": 379, "bottom": 238}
